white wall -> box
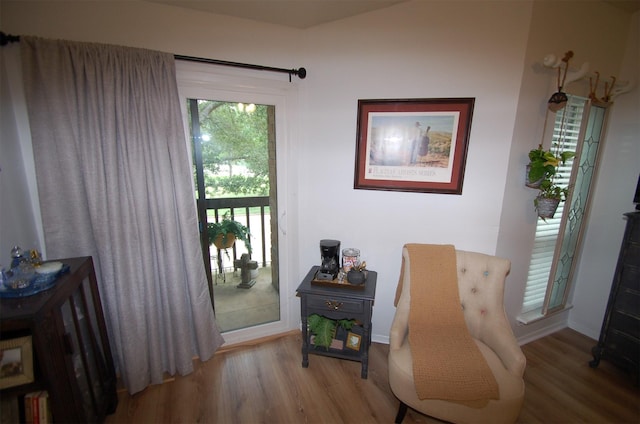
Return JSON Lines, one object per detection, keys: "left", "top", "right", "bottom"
{"left": 298, "top": 1, "right": 531, "bottom": 342}
{"left": 497, "top": 1, "right": 637, "bottom": 342}
{"left": 1, "top": 0, "right": 637, "bottom": 345}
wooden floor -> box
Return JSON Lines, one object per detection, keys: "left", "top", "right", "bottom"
{"left": 105, "top": 328, "right": 639, "bottom": 424}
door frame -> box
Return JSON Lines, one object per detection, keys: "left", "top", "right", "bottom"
{"left": 175, "top": 61, "right": 300, "bottom": 345}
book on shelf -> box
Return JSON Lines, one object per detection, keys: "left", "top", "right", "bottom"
{"left": 26, "top": 391, "right": 38, "bottom": 424}
{"left": 23, "top": 391, "right": 51, "bottom": 424}
{"left": 39, "top": 391, "right": 51, "bottom": 423}
{"left": 24, "top": 392, "right": 35, "bottom": 424}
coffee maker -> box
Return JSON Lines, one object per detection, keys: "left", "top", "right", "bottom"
{"left": 318, "top": 239, "right": 341, "bottom": 280}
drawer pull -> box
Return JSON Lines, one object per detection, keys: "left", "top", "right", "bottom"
{"left": 325, "top": 300, "right": 343, "bottom": 310}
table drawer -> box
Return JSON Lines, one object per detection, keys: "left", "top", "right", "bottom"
{"left": 613, "top": 288, "right": 640, "bottom": 316}
{"left": 609, "top": 310, "right": 640, "bottom": 339}
{"left": 619, "top": 264, "right": 639, "bottom": 291}
{"left": 307, "top": 295, "right": 364, "bottom": 314}
{"left": 604, "top": 329, "right": 640, "bottom": 367}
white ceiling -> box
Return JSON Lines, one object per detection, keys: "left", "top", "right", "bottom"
{"left": 147, "top": 0, "right": 639, "bottom": 29}
{"left": 146, "top": 0, "right": 408, "bottom": 29}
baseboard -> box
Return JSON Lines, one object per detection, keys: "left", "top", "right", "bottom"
{"left": 372, "top": 333, "right": 389, "bottom": 345}
{"left": 517, "top": 321, "right": 568, "bottom": 345}
{"left": 566, "top": 321, "right": 599, "bottom": 341}
{"left": 218, "top": 329, "right": 301, "bottom": 353}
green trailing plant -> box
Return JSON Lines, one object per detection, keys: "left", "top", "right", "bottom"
{"left": 534, "top": 179, "right": 571, "bottom": 219}
{"left": 308, "top": 314, "right": 356, "bottom": 350}
{"left": 527, "top": 144, "right": 575, "bottom": 185}
{"left": 536, "top": 179, "right": 570, "bottom": 202}
{"left": 527, "top": 144, "right": 575, "bottom": 216}
{"left": 207, "top": 213, "right": 251, "bottom": 254}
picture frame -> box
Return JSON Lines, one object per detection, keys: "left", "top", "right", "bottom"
{"left": 345, "top": 331, "right": 362, "bottom": 351}
{"left": 0, "top": 336, "right": 34, "bottom": 389}
{"left": 354, "top": 98, "right": 474, "bottom": 194}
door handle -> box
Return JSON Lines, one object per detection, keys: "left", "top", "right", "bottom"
{"left": 279, "top": 210, "right": 287, "bottom": 235}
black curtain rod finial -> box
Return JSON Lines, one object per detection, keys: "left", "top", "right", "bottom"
{"left": 0, "top": 31, "right": 21, "bottom": 46}
{"left": 297, "top": 67, "right": 307, "bottom": 79}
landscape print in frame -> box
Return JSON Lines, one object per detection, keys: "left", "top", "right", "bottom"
{"left": 354, "top": 98, "right": 474, "bottom": 194}
{"left": 0, "top": 336, "right": 34, "bottom": 389}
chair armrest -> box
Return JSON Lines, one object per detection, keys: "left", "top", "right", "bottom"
{"left": 390, "top": 300, "right": 410, "bottom": 350}
{"left": 481, "top": 319, "right": 526, "bottom": 377}
{"left": 390, "top": 246, "right": 412, "bottom": 351}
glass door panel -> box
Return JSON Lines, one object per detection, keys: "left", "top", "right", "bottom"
{"left": 188, "top": 99, "right": 280, "bottom": 332}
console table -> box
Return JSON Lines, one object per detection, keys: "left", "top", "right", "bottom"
{"left": 296, "top": 266, "right": 377, "bottom": 378}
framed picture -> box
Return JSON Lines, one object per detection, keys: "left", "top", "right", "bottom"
{"left": 354, "top": 98, "right": 474, "bottom": 194}
{"left": 345, "top": 332, "right": 362, "bottom": 351}
{"left": 0, "top": 336, "right": 34, "bottom": 389}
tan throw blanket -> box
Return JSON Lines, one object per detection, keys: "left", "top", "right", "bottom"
{"left": 395, "top": 244, "right": 499, "bottom": 403}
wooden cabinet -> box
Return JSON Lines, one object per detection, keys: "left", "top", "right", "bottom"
{"left": 296, "top": 266, "right": 377, "bottom": 378}
{"left": 1, "top": 257, "right": 118, "bottom": 422}
{"left": 590, "top": 212, "right": 640, "bottom": 382}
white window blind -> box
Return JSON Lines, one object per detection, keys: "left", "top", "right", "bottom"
{"left": 521, "top": 97, "right": 585, "bottom": 313}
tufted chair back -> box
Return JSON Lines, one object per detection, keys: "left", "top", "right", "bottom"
{"left": 389, "top": 246, "right": 526, "bottom": 424}
{"left": 455, "top": 250, "right": 525, "bottom": 376}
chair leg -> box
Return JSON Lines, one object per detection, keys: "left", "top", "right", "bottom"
{"left": 394, "top": 401, "right": 408, "bottom": 423}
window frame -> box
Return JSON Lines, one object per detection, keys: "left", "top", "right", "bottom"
{"left": 519, "top": 95, "right": 611, "bottom": 323}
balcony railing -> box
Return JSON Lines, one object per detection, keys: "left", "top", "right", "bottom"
{"left": 201, "top": 196, "right": 271, "bottom": 275}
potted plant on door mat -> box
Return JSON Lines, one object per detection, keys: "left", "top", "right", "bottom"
{"left": 207, "top": 213, "right": 251, "bottom": 253}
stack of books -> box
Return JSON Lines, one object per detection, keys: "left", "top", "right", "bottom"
{"left": 24, "top": 391, "right": 51, "bottom": 424}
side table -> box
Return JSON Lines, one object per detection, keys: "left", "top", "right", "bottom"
{"left": 296, "top": 266, "right": 377, "bottom": 378}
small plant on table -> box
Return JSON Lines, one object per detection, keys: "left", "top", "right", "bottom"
{"left": 308, "top": 314, "right": 356, "bottom": 350}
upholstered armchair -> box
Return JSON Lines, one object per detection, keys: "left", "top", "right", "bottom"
{"left": 389, "top": 245, "right": 526, "bottom": 424}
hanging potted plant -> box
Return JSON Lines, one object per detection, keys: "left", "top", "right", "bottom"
{"left": 526, "top": 144, "right": 575, "bottom": 219}
{"left": 547, "top": 50, "right": 574, "bottom": 112}
{"left": 534, "top": 179, "right": 570, "bottom": 219}
{"left": 207, "top": 213, "right": 251, "bottom": 253}
{"left": 526, "top": 147, "right": 545, "bottom": 188}
{"left": 526, "top": 144, "right": 575, "bottom": 189}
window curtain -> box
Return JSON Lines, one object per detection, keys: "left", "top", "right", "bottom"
{"left": 20, "top": 36, "right": 224, "bottom": 394}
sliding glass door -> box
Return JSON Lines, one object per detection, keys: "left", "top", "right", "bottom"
{"left": 188, "top": 98, "right": 280, "bottom": 332}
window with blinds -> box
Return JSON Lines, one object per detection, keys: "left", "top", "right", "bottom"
{"left": 521, "top": 96, "right": 586, "bottom": 315}
{"left": 520, "top": 95, "right": 610, "bottom": 322}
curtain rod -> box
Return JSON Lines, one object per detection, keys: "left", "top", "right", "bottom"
{"left": 0, "top": 31, "right": 307, "bottom": 81}
{"left": 174, "top": 54, "right": 306, "bottom": 81}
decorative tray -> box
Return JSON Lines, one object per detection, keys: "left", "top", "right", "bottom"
{"left": 0, "top": 263, "right": 70, "bottom": 298}
{"left": 311, "top": 270, "right": 366, "bottom": 290}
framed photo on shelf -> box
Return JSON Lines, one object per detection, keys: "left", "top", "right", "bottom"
{"left": 0, "top": 336, "right": 34, "bottom": 389}
{"left": 346, "top": 332, "right": 362, "bottom": 351}
{"left": 354, "top": 98, "right": 474, "bottom": 194}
